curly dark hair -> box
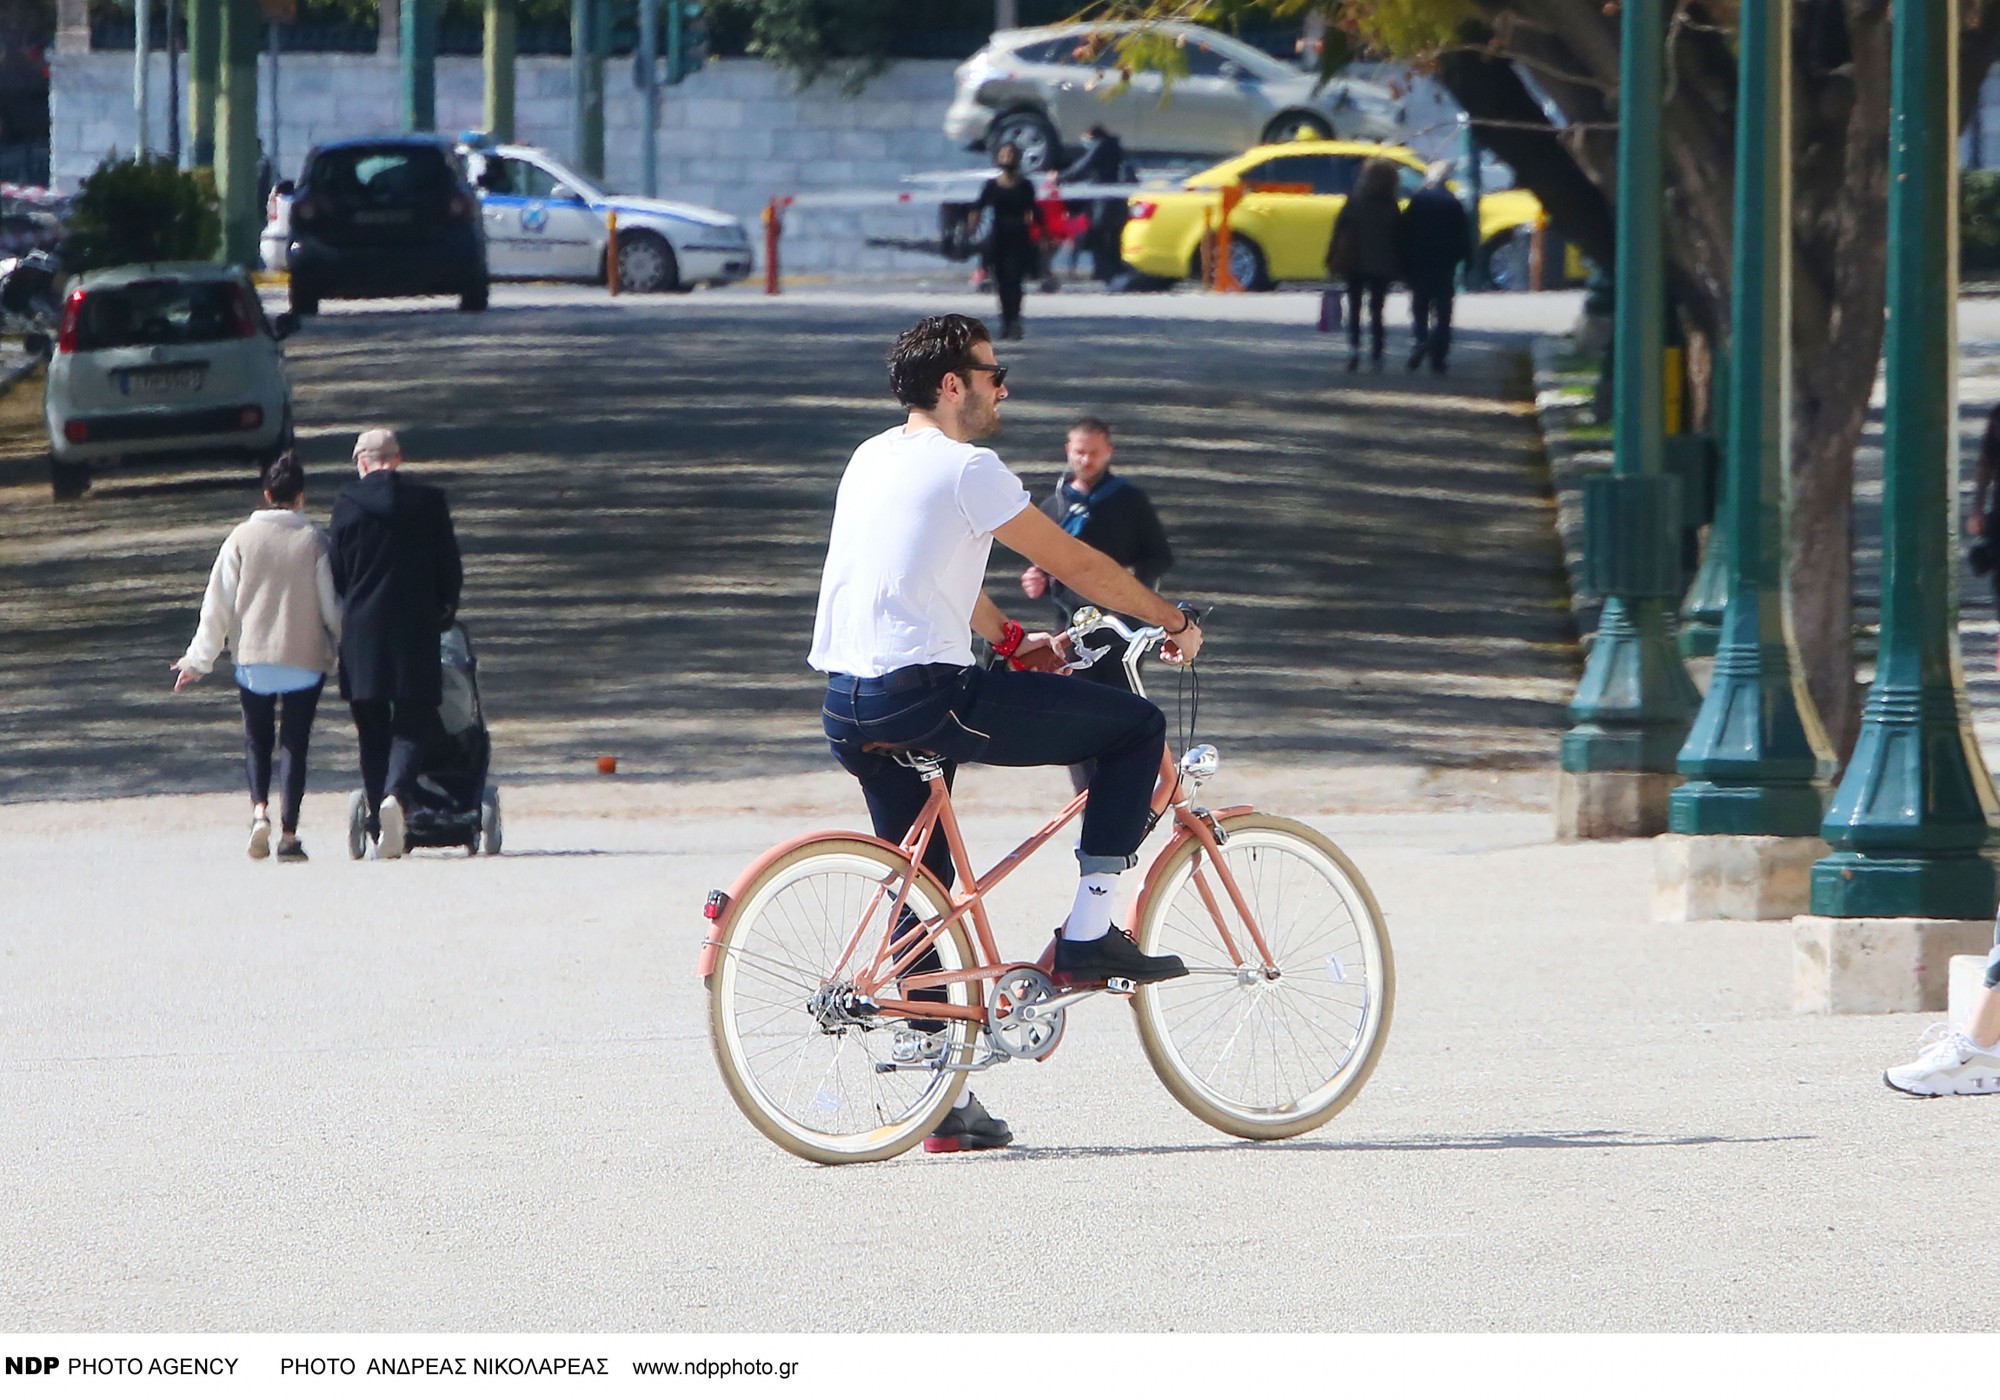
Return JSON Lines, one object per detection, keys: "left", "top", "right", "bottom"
{"left": 262, "top": 450, "right": 305, "bottom": 503}
{"left": 887, "top": 313, "right": 992, "bottom": 410}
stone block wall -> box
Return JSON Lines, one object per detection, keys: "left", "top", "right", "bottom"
{"left": 51, "top": 53, "right": 984, "bottom": 274}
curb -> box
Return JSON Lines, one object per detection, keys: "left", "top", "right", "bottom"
{"left": 1529, "top": 334, "right": 1609, "bottom": 645}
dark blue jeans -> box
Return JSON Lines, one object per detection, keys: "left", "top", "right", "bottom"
{"left": 822, "top": 661, "right": 1167, "bottom": 890}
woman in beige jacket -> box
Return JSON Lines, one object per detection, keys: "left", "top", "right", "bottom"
{"left": 172, "top": 453, "right": 341, "bottom": 861}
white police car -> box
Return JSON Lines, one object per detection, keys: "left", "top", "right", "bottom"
{"left": 262, "top": 138, "right": 754, "bottom": 294}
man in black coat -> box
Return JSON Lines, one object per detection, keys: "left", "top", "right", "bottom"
{"left": 1058, "top": 124, "right": 1132, "bottom": 282}
{"left": 329, "top": 428, "right": 463, "bottom": 859}
{"left": 1398, "top": 160, "right": 1472, "bottom": 373}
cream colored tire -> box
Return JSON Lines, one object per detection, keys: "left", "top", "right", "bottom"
{"left": 1131, "top": 814, "right": 1393, "bottom": 1140}
{"left": 707, "top": 838, "right": 978, "bottom": 1164}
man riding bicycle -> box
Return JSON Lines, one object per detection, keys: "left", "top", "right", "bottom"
{"left": 809, "top": 313, "right": 1204, "bottom": 1153}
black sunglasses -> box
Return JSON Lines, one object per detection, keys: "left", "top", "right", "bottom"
{"left": 962, "top": 361, "right": 1008, "bottom": 388}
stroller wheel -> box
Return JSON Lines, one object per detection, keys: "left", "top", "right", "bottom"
{"left": 347, "top": 789, "right": 369, "bottom": 861}
{"left": 480, "top": 785, "right": 502, "bottom": 856}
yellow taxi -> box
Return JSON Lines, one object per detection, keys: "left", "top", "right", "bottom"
{"left": 1119, "top": 139, "right": 1546, "bottom": 290}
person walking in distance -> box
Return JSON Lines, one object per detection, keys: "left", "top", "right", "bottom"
{"left": 812, "top": 314, "right": 1203, "bottom": 1153}
{"left": 1021, "top": 416, "right": 1174, "bottom": 688}
{"left": 1326, "top": 157, "right": 1402, "bottom": 372}
{"left": 172, "top": 451, "right": 341, "bottom": 862}
{"left": 1398, "top": 160, "right": 1470, "bottom": 374}
{"left": 970, "top": 143, "right": 1047, "bottom": 342}
{"left": 329, "top": 429, "right": 463, "bottom": 860}
{"left": 1059, "top": 123, "right": 1132, "bottom": 283}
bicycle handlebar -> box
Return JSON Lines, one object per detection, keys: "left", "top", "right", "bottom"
{"left": 1057, "top": 605, "right": 1201, "bottom": 680}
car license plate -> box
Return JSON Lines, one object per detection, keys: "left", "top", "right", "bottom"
{"left": 354, "top": 209, "right": 412, "bottom": 225}
{"left": 118, "top": 365, "right": 205, "bottom": 396}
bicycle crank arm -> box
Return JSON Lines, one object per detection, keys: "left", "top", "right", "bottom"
{"left": 1038, "top": 978, "right": 1137, "bottom": 1016}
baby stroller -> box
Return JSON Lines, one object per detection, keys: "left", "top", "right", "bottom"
{"left": 347, "top": 624, "right": 501, "bottom": 859}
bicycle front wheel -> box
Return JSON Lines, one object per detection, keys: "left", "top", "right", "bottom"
{"left": 1132, "top": 813, "right": 1393, "bottom": 1140}
{"left": 707, "top": 837, "right": 980, "bottom": 1164}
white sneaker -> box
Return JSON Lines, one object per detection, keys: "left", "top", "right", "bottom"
{"left": 377, "top": 796, "right": 406, "bottom": 861}
{"left": 247, "top": 815, "right": 271, "bottom": 860}
{"left": 1884, "top": 1024, "right": 2000, "bottom": 1096}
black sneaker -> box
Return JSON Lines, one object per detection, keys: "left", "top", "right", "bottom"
{"left": 275, "top": 836, "right": 309, "bottom": 863}
{"left": 924, "top": 1092, "right": 1013, "bottom": 1154}
{"left": 1051, "top": 925, "right": 1188, "bottom": 987}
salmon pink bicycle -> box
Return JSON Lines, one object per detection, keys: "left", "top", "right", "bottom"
{"left": 698, "top": 610, "right": 1394, "bottom": 1164}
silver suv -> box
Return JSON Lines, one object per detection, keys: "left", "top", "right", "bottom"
{"left": 944, "top": 22, "right": 1403, "bottom": 172}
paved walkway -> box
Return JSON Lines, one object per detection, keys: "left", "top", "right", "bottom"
{"left": 0, "top": 287, "right": 1575, "bottom": 799}
{"left": 2, "top": 774, "right": 1986, "bottom": 1331}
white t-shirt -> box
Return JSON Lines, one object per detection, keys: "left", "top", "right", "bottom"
{"left": 809, "top": 423, "right": 1032, "bottom": 677}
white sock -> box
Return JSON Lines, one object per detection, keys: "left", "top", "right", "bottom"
{"left": 1061, "top": 872, "right": 1121, "bottom": 941}
{"left": 953, "top": 1087, "right": 972, "bottom": 1110}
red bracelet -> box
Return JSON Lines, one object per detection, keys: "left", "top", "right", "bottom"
{"left": 993, "top": 619, "right": 1026, "bottom": 660}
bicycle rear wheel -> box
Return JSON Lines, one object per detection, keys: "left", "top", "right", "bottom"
{"left": 1132, "top": 813, "right": 1392, "bottom": 1140}
{"left": 707, "top": 837, "right": 979, "bottom": 1164}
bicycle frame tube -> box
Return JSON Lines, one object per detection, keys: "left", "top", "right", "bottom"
{"left": 863, "top": 751, "right": 1189, "bottom": 1012}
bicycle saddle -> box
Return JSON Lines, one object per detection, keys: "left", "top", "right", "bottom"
{"left": 860, "top": 741, "right": 940, "bottom": 757}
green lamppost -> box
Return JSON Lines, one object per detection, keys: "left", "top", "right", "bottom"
{"left": 484, "top": 0, "right": 516, "bottom": 142}
{"left": 1668, "top": 0, "right": 1826, "bottom": 836}
{"left": 1558, "top": 0, "right": 1699, "bottom": 829}
{"left": 214, "top": 0, "right": 259, "bottom": 265}
{"left": 1811, "top": 0, "right": 1998, "bottom": 916}
{"left": 401, "top": 0, "right": 437, "bottom": 132}
{"left": 187, "top": 0, "right": 218, "bottom": 168}
{"left": 572, "top": 0, "right": 604, "bottom": 180}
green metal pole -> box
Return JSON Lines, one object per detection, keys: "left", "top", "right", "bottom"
{"left": 214, "top": 0, "right": 259, "bottom": 265}
{"left": 187, "top": 0, "right": 218, "bottom": 169}
{"left": 1461, "top": 117, "right": 1484, "bottom": 292}
{"left": 1558, "top": 0, "right": 1699, "bottom": 776}
{"left": 1668, "top": 0, "right": 1827, "bottom": 836}
{"left": 401, "top": 0, "right": 436, "bottom": 132}
{"left": 1812, "top": 0, "right": 1999, "bottom": 915}
{"left": 483, "top": 0, "right": 516, "bottom": 142}
{"left": 572, "top": 0, "right": 603, "bottom": 179}
{"left": 638, "top": 0, "right": 658, "bottom": 195}
{"left": 1677, "top": 343, "right": 1729, "bottom": 658}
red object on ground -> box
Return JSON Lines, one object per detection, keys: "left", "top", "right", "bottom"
{"left": 596, "top": 755, "right": 617, "bottom": 774}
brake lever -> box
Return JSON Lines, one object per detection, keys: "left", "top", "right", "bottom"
{"left": 1058, "top": 641, "right": 1112, "bottom": 675}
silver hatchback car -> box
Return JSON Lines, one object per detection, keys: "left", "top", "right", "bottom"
{"left": 944, "top": 22, "right": 1403, "bottom": 172}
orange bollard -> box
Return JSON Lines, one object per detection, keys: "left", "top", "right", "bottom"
{"left": 762, "top": 197, "right": 791, "bottom": 295}
{"left": 1214, "top": 184, "right": 1245, "bottom": 293}
{"left": 606, "top": 210, "right": 620, "bottom": 296}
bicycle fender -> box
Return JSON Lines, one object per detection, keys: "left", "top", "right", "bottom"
{"left": 697, "top": 830, "right": 912, "bottom": 979}
{"left": 1124, "top": 805, "right": 1256, "bottom": 927}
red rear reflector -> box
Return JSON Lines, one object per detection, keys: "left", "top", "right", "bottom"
{"left": 56, "top": 285, "right": 83, "bottom": 353}
{"left": 62, "top": 421, "right": 87, "bottom": 443}
{"left": 1130, "top": 200, "right": 1157, "bottom": 220}
{"left": 703, "top": 889, "right": 730, "bottom": 921}
{"left": 238, "top": 406, "right": 263, "bottom": 429}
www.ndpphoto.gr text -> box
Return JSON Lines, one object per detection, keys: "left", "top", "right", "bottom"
{"left": 633, "top": 1359, "right": 800, "bottom": 1379}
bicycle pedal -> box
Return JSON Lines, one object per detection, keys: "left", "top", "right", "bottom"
{"left": 1104, "top": 977, "right": 1137, "bottom": 998}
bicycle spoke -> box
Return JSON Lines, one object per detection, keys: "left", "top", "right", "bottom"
{"left": 1137, "top": 821, "right": 1390, "bottom": 1134}
{"left": 712, "top": 842, "right": 977, "bottom": 1160}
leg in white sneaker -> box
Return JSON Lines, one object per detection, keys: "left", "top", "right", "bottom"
{"left": 377, "top": 794, "right": 407, "bottom": 860}
{"left": 1886, "top": 985, "right": 2000, "bottom": 1095}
